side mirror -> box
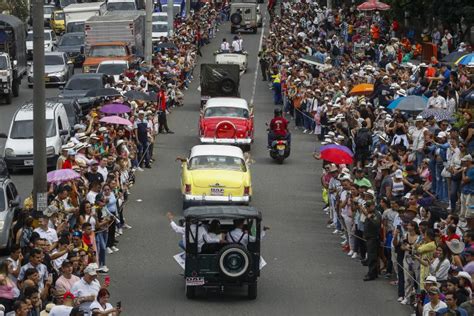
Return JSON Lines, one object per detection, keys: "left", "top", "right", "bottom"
{"left": 59, "top": 130, "right": 69, "bottom": 136}
{"left": 67, "top": 60, "right": 73, "bottom": 65}
{"left": 9, "top": 200, "right": 19, "bottom": 208}
{"left": 0, "top": 133, "right": 7, "bottom": 138}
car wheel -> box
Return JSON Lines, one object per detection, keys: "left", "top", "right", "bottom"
{"left": 12, "top": 79, "right": 19, "bottom": 97}
{"left": 218, "top": 244, "right": 252, "bottom": 279}
{"left": 5, "top": 92, "right": 12, "bottom": 104}
{"left": 0, "top": 230, "right": 13, "bottom": 255}
{"left": 185, "top": 285, "right": 196, "bottom": 299}
{"left": 248, "top": 282, "right": 257, "bottom": 300}
{"left": 252, "top": 27, "right": 257, "bottom": 34}
{"left": 220, "top": 78, "right": 236, "bottom": 94}
{"left": 28, "top": 84, "right": 33, "bottom": 89}
{"left": 182, "top": 199, "right": 190, "bottom": 211}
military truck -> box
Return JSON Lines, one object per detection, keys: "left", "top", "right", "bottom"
{"left": 200, "top": 64, "right": 240, "bottom": 106}
{"left": 230, "top": 2, "right": 258, "bottom": 34}
{"left": 0, "top": 15, "right": 27, "bottom": 104}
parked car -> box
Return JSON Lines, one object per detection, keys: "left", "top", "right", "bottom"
{"left": 28, "top": 52, "right": 74, "bottom": 88}
{"left": 3, "top": 102, "right": 71, "bottom": 171}
{"left": 199, "top": 97, "right": 254, "bottom": 150}
{"left": 96, "top": 60, "right": 129, "bottom": 82}
{"left": 0, "top": 175, "right": 21, "bottom": 252}
{"left": 152, "top": 12, "right": 167, "bottom": 23}
{"left": 50, "top": 9, "right": 66, "bottom": 34}
{"left": 26, "top": 30, "right": 57, "bottom": 59}
{"left": 56, "top": 32, "right": 85, "bottom": 66}
{"left": 183, "top": 205, "right": 262, "bottom": 299}
{"left": 179, "top": 145, "right": 252, "bottom": 209}
{"left": 152, "top": 22, "right": 169, "bottom": 41}
{"left": 58, "top": 73, "right": 107, "bottom": 111}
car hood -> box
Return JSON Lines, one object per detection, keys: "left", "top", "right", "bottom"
{"left": 201, "top": 117, "right": 249, "bottom": 137}
{"left": 45, "top": 65, "right": 65, "bottom": 73}
{"left": 5, "top": 137, "right": 57, "bottom": 156}
{"left": 57, "top": 45, "right": 82, "bottom": 53}
{"left": 188, "top": 169, "right": 245, "bottom": 188}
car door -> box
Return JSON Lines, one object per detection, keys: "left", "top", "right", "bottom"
{"left": 4, "top": 182, "right": 19, "bottom": 243}
{"left": 57, "top": 114, "right": 68, "bottom": 145}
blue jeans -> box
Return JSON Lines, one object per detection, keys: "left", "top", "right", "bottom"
{"left": 415, "top": 151, "right": 424, "bottom": 169}
{"left": 96, "top": 231, "right": 108, "bottom": 268}
{"left": 429, "top": 159, "right": 437, "bottom": 194}
{"left": 272, "top": 82, "right": 282, "bottom": 105}
{"left": 435, "top": 162, "right": 448, "bottom": 202}
{"left": 178, "top": 240, "right": 185, "bottom": 251}
{"left": 450, "top": 178, "right": 461, "bottom": 211}
{"left": 295, "top": 109, "right": 303, "bottom": 127}
{"left": 303, "top": 112, "right": 314, "bottom": 130}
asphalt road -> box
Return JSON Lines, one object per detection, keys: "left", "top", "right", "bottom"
{"left": 0, "top": 17, "right": 410, "bottom": 316}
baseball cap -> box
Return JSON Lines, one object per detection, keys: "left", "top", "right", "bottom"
{"left": 437, "top": 131, "right": 447, "bottom": 138}
{"left": 462, "top": 154, "right": 473, "bottom": 162}
{"left": 84, "top": 264, "right": 98, "bottom": 276}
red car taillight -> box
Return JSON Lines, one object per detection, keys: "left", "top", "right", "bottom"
{"left": 244, "top": 186, "right": 250, "bottom": 195}
{"left": 185, "top": 184, "right": 192, "bottom": 194}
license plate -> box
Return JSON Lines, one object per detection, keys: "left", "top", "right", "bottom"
{"left": 186, "top": 277, "right": 204, "bottom": 286}
{"left": 276, "top": 144, "right": 285, "bottom": 150}
{"left": 24, "top": 160, "right": 34, "bottom": 166}
{"left": 211, "top": 188, "right": 224, "bottom": 196}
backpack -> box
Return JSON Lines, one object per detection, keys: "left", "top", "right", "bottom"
{"left": 355, "top": 129, "right": 372, "bottom": 149}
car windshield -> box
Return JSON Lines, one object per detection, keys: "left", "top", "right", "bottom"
{"left": 189, "top": 155, "right": 246, "bottom": 171}
{"left": 204, "top": 107, "right": 249, "bottom": 118}
{"left": 44, "top": 6, "right": 54, "bottom": 14}
{"left": 162, "top": 5, "right": 181, "bottom": 16}
{"left": 65, "top": 77, "right": 101, "bottom": 90}
{"left": 54, "top": 12, "right": 65, "bottom": 19}
{"left": 0, "top": 188, "right": 4, "bottom": 212}
{"left": 45, "top": 55, "right": 64, "bottom": 66}
{"left": 10, "top": 119, "right": 56, "bottom": 139}
{"left": 89, "top": 45, "right": 127, "bottom": 57}
{"left": 58, "top": 34, "right": 83, "bottom": 46}
{"left": 97, "top": 63, "right": 127, "bottom": 75}
{"left": 67, "top": 23, "right": 84, "bottom": 33}
{"left": 152, "top": 24, "right": 168, "bottom": 33}
{"left": 107, "top": 2, "right": 136, "bottom": 10}
{"left": 152, "top": 15, "right": 167, "bottom": 22}
{"left": 0, "top": 56, "right": 8, "bottom": 70}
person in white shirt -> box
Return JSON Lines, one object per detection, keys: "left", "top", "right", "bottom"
{"left": 231, "top": 35, "right": 243, "bottom": 53}
{"left": 427, "top": 89, "right": 446, "bottom": 109}
{"left": 220, "top": 38, "right": 230, "bottom": 52}
{"left": 71, "top": 264, "right": 101, "bottom": 315}
{"left": 89, "top": 288, "right": 121, "bottom": 316}
{"left": 33, "top": 216, "right": 58, "bottom": 248}
{"left": 422, "top": 287, "right": 447, "bottom": 316}
{"left": 97, "top": 157, "right": 109, "bottom": 183}
{"left": 226, "top": 219, "right": 269, "bottom": 247}
{"left": 49, "top": 291, "right": 75, "bottom": 316}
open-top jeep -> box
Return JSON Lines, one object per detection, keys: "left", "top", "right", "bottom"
{"left": 184, "top": 205, "right": 262, "bottom": 300}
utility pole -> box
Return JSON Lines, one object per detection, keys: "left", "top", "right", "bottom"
{"left": 185, "top": 0, "right": 190, "bottom": 17}
{"left": 327, "top": 0, "right": 332, "bottom": 10}
{"left": 167, "top": 0, "right": 174, "bottom": 37}
{"left": 145, "top": 0, "right": 153, "bottom": 65}
{"left": 32, "top": 0, "right": 47, "bottom": 212}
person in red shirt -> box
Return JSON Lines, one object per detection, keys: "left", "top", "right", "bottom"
{"left": 62, "top": 150, "right": 77, "bottom": 169}
{"left": 268, "top": 108, "right": 290, "bottom": 147}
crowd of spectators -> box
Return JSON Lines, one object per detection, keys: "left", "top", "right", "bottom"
{"left": 0, "top": 4, "right": 223, "bottom": 316}
{"left": 260, "top": 0, "right": 474, "bottom": 315}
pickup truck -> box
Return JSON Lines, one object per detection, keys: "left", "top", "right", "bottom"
{"left": 82, "top": 42, "right": 136, "bottom": 73}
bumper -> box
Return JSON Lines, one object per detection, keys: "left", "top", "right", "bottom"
{"left": 28, "top": 75, "right": 67, "bottom": 85}
{"left": 232, "top": 24, "right": 257, "bottom": 31}
{"left": 5, "top": 155, "right": 57, "bottom": 169}
{"left": 200, "top": 137, "right": 252, "bottom": 145}
{"left": 184, "top": 194, "right": 250, "bottom": 204}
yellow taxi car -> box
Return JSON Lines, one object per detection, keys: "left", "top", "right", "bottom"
{"left": 179, "top": 145, "right": 252, "bottom": 209}
{"left": 50, "top": 10, "right": 65, "bottom": 35}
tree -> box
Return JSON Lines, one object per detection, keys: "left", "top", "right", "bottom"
{"left": 0, "top": 0, "right": 29, "bottom": 22}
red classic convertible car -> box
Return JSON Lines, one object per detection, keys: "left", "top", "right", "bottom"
{"left": 199, "top": 97, "right": 254, "bottom": 150}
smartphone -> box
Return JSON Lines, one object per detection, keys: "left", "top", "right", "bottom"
{"left": 116, "top": 301, "right": 122, "bottom": 309}
{"left": 104, "top": 276, "right": 110, "bottom": 285}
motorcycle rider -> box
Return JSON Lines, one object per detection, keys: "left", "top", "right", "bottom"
{"left": 268, "top": 108, "right": 291, "bottom": 148}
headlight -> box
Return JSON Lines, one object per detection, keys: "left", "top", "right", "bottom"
{"left": 49, "top": 71, "right": 65, "bottom": 77}
{"left": 46, "top": 146, "right": 56, "bottom": 156}
{"left": 4, "top": 148, "right": 15, "bottom": 157}
{"left": 83, "top": 66, "right": 90, "bottom": 73}
{"left": 44, "top": 43, "right": 50, "bottom": 48}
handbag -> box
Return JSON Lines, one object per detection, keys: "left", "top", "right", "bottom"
{"left": 441, "top": 167, "right": 451, "bottom": 178}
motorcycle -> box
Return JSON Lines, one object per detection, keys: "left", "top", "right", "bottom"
{"left": 268, "top": 134, "right": 291, "bottom": 164}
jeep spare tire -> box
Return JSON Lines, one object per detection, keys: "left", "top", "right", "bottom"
{"left": 230, "top": 13, "right": 242, "bottom": 25}
{"left": 215, "top": 121, "right": 237, "bottom": 139}
{"left": 220, "top": 78, "right": 236, "bottom": 94}
{"left": 218, "top": 244, "right": 252, "bottom": 278}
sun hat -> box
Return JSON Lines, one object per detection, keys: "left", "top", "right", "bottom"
{"left": 446, "top": 239, "right": 465, "bottom": 255}
{"left": 43, "top": 205, "right": 59, "bottom": 217}
{"left": 461, "top": 154, "right": 473, "bottom": 162}
{"left": 394, "top": 169, "right": 403, "bottom": 179}
{"left": 457, "top": 271, "right": 472, "bottom": 284}
{"left": 84, "top": 263, "right": 98, "bottom": 276}
{"left": 425, "top": 275, "right": 440, "bottom": 287}
{"left": 328, "top": 164, "right": 338, "bottom": 172}
{"left": 67, "top": 149, "right": 76, "bottom": 156}
{"left": 61, "top": 142, "right": 75, "bottom": 150}
{"left": 415, "top": 115, "right": 424, "bottom": 121}
{"left": 437, "top": 131, "right": 447, "bottom": 138}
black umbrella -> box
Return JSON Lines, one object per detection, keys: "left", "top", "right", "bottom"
{"left": 123, "top": 90, "right": 154, "bottom": 102}
{"left": 155, "top": 42, "right": 178, "bottom": 50}
{"left": 441, "top": 51, "right": 467, "bottom": 64}
{"left": 85, "top": 88, "right": 121, "bottom": 98}
{"left": 464, "top": 90, "right": 474, "bottom": 104}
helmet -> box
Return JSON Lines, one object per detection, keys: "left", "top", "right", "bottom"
{"left": 274, "top": 108, "right": 282, "bottom": 116}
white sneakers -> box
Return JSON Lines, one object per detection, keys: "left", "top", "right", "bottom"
{"left": 351, "top": 252, "right": 359, "bottom": 259}
{"left": 347, "top": 250, "right": 354, "bottom": 256}
{"left": 107, "top": 247, "right": 114, "bottom": 254}
{"left": 332, "top": 229, "right": 341, "bottom": 234}
{"left": 397, "top": 297, "right": 404, "bottom": 302}
{"left": 122, "top": 224, "right": 132, "bottom": 229}
{"left": 111, "top": 246, "right": 119, "bottom": 252}
{"left": 400, "top": 297, "right": 409, "bottom": 305}
{"left": 97, "top": 266, "right": 109, "bottom": 273}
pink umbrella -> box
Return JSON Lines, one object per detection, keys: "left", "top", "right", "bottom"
{"left": 47, "top": 169, "right": 80, "bottom": 183}
{"left": 100, "top": 115, "right": 133, "bottom": 126}
{"left": 357, "top": 0, "right": 390, "bottom": 11}
{"left": 100, "top": 103, "right": 131, "bottom": 114}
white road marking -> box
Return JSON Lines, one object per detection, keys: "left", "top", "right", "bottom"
{"left": 250, "top": 14, "right": 266, "bottom": 106}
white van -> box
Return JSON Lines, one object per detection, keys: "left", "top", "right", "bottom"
{"left": 3, "top": 102, "right": 71, "bottom": 171}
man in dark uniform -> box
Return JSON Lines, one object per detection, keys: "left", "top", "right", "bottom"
{"left": 258, "top": 45, "right": 269, "bottom": 81}
{"left": 361, "top": 199, "right": 381, "bottom": 281}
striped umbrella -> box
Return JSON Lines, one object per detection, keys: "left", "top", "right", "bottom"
{"left": 455, "top": 53, "right": 474, "bottom": 66}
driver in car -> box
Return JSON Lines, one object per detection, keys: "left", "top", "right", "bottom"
{"left": 227, "top": 219, "right": 269, "bottom": 247}
{"left": 268, "top": 108, "right": 291, "bottom": 148}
